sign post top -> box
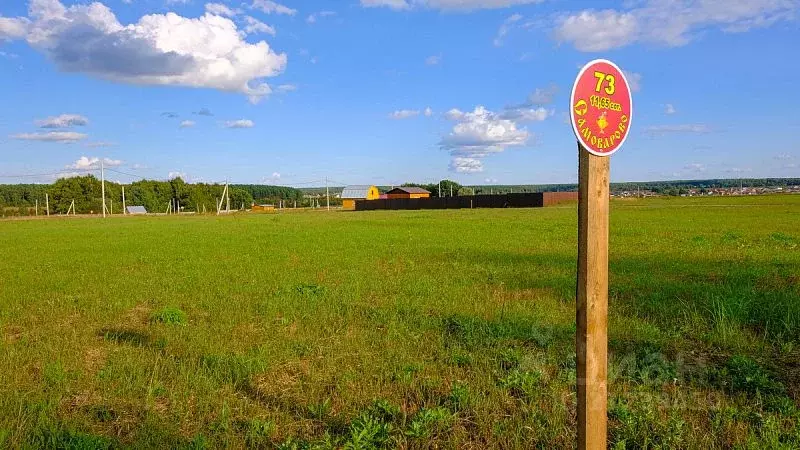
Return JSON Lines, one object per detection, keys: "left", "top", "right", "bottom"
{"left": 570, "top": 59, "right": 633, "bottom": 157}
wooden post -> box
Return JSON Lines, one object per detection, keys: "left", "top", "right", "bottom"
{"left": 122, "top": 186, "right": 126, "bottom": 215}
{"left": 45, "top": 193, "right": 49, "bottom": 216}
{"left": 576, "top": 142, "right": 609, "bottom": 450}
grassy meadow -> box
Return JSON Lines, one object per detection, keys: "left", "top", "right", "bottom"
{"left": 1, "top": 195, "right": 799, "bottom": 448}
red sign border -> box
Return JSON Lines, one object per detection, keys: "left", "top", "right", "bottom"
{"left": 569, "top": 59, "right": 633, "bottom": 157}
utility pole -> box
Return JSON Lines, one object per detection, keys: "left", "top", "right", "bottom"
{"left": 439, "top": 180, "right": 442, "bottom": 198}
{"left": 122, "top": 186, "right": 126, "bottom": 215}
{"left": 35, "top": 199, "right": 38, "bottom": 216}
{"left": 226, "top": 181, "right": 230, "bottom": 213}
{"left": 45, "top": 193, "right": 49, "bottom": 216}
{"left": 450, "top": 185, "right": 453, "bottom": 197}
{"left": 101, "top": 159, "right": 106, "bottom": 218}
{"left": 110, "top": 199, "right": 113, "bottom": 215}
{"left": 326, "top": 177, "right": 330, "bottom": 211}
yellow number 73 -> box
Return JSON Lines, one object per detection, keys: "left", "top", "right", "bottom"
{"left": 593, "top": 71, "right": 616, "bottom": 95}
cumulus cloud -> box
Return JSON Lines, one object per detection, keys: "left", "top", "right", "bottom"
{"left": 775, "top": 153, "right": 793, "bottom": 160}
{"left": 180, "top": 120, "right": 195, "bottom": 128}
{"left": 3, "top": 0, "right": 287, "bottom": 102}
{"left": 225, "top": 119, "right": 254, "bottom": 128}
{"left": 168, "top": 171, "right": 187, "bottom": 180}
{"left": 361, "top": 0, "right": 545, "bottom": 11}
{"left": 11, "top": 131, "right": 87, "bottom": 142}
{"left": 665, "top": 103, "right": 676, "bottom": 115}
{"left": 441, "top": 106, "right": 530, "bottom": 173}
{"left": 36, "top": 113, "right": 89, "bottom": 128}
{"left": 424, "top": 107, "right": 433, "bottom": 117}
{"left": 389, "top": 109, "right": 420, "bottom": 119}
{"left": 554, "top": 1, "right": 798, "bottom": 52}
{"left": 645, "top": 124, "right": 711, "bottom": 136}
{"left": 0, "top": 16, "right": 29, "bottom": 40}
{"left": 251, "top": 0, "right": 297, "bottom": 15}
{"left": 68, "top": 156, "right": 122, "bottom": 169}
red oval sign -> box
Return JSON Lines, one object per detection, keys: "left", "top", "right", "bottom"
{"left": 570, "top": 59, "right": 633, "bottom": 157}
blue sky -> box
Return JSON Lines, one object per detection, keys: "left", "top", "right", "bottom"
{"left": 1, "top": 0, "right": 798, "bottom": 187}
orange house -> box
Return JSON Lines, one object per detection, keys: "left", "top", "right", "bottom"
{"left": 386, "top": 187, "right": 431, "bottom": 199}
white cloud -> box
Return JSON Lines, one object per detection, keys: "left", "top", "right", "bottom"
{"left": 501, "top": 106, "right": 553, "bottom": 122}
{"left": 441, "top": 106, "right": 530, "bottom": 173}
{"left": 194, "top": 108, "right": 214, "bottom": 116}
{"left": 168, "top": 171, "right": 187, "bottom": 180}
{"left": 484, "top": 177, "right": 498, "bottom": 183}
{"left": 554, "top": 1, "right": 798, "bottom": 52}
{"left": 645, "top": 124, "right": 711, "bottom": 135}
{"left": 11, "top": 131, "right": 88, "bottom": 142}
{"left": 36, "top": 113, "right": 89, "bottom": 128}
{"left": 68, "top": 156, "right": 122, "bottom": 169}
{"left": 205, "top": 3, "right": 239, "bottom": 17}
{"left": 389, "top": 109, "right": 420, "bottom": 119}
{"left": 251, "top": 0, "right": 297, "bottom": 15}
{"left": 276, "top": 83, "right": 297, "bottom": 92}
{"left": 724, "top": 167, "right": 753, "bottom": 174}
{"left": 450, "top": 157, "right": 483, "bottom": 173}
{"left": 225, "top": 119, "right": 254, "bottom": 128}
{"left": 493, "top": 13, "right": 522, "bottom": 46}
{"left": 623, "top": 71, "right": 642, "bottom": 92}
{"left": 444, "top": 108, "right": 465, "bottom": 121}
{"left": 0, "top": 51, "right": 19, "bottom": 59}
{"left": 526, "top": 84, "right": 558, "bottom": 105}
{"left": 85, "top": 141, "right": 115, "bottom": 148}
{"left": 243, "top": 16, "right": 276, "bottom": 35}
{"left": 0, "top": 16, "right": 29, "bottom": 40}
{"left": 775, "top": 153, "right": 793, "bottom": 160}
{"left": 425, "top": 54, "right": 441, "bottom": 65}
{"left": 361, "top": 0, "right": 545, "bottom": 11}
{"left": 424, "top": 107, "right": 433, "bottom": 117}
{"left": 361, "top": 0, "right": 411, "bottom": 10}
{"left": 684, "top": 163, "right": 706, "bottom": 173}
{"left": 665, "top": 103, "right": 676, "bottom": 114}
{"left": 3, "top": 0, "right": 287, "bottom": 103}
{"left": 180, "top": 120, "right": 195, "bottom": 128}
{"left": 307, "top": 11, "right": 335, "bottom": 24}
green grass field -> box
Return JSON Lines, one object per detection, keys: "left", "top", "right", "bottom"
{"left": 1, "top": 195, "right": 799, "bottom": 448}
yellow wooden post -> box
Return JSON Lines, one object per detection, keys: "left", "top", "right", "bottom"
{"left": 576, "top": 142, "right": 609, "bottom": 449}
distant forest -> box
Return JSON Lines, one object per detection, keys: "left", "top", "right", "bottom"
{"left": 0, "top": 176, "right": 305, "bottom": 215}
{"left": 1, "top": 177, "right": 798, "bottom": 215}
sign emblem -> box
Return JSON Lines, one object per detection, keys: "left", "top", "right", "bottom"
{"left": 570, "top": 59, "right": 633, "bottom": 157}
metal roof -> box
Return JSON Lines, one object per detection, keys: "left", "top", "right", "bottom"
{"left": 341, "top": 185, "right": 375, "bottom": 199}
{"left": 126, "top": 206, "right": 147, "bottom": 214}
{"left": 388, "top": 187, "right": 431, "bottom": 194}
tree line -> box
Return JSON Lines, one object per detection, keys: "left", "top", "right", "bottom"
{"left": 0, "top": 176, "right": 305, "bottom": 216}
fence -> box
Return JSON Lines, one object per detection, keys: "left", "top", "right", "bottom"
{"left": 354, "top": 192, "right": 578, "bottom": 211}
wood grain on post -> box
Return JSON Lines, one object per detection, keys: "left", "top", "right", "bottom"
{"left": 577, "top": 142, "right": 609, "bottom": 449}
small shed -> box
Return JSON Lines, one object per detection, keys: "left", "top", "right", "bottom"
{"left": 386, "top": 187, "right": 431, "bottom": 199}
{"left": 341, "top": 185, "right": 380, "bottom": 210}
{"left": 126, "top": 206, "right": 147, "bottom": 215}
